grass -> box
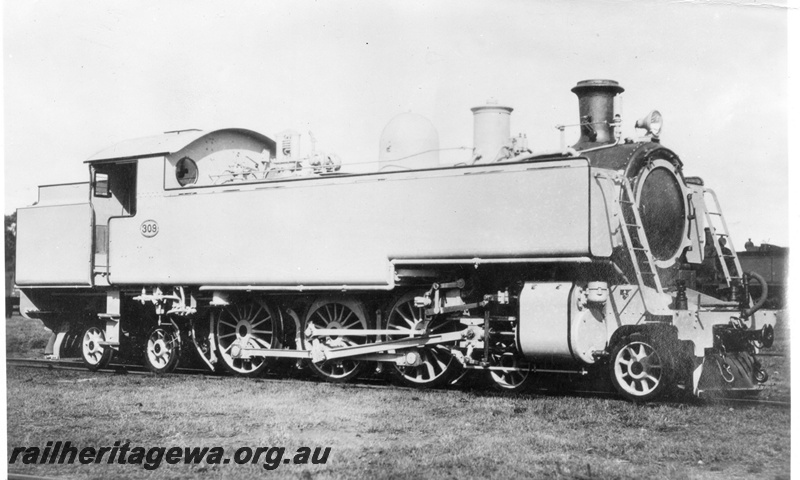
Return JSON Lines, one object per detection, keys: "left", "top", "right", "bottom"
{"left": 5, "top": 315, "right": 52, "bottom": 358}
{"left": 756, "top": 310, "right": 791, "bottom": 400}
{"left": 5, "top": 312, "right": 791, "bottom": 479}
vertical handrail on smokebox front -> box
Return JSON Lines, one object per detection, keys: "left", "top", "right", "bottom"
{"left": 608, "top": 173, "right": 668, "bottom": 315}
{"left": 702, "top": 188, "right": 744, "bottom": 288}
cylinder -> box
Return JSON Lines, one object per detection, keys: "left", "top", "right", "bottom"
{"left": 471, "top": 100, "right": 513, "bottom": 163}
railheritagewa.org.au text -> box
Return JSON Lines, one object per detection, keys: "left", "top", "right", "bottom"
{"left": 9, "top": 441, "right": 331, "bottom": 471}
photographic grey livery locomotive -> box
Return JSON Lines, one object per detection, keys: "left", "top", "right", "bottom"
{"left": 15, "top": 79, "right": 776, "bottom": 402}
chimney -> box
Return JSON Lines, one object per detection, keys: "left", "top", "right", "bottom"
{"left": 571, "top": 79, "right": 624, "bottom": 149}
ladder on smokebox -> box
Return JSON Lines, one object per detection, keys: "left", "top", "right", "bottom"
{"left": 615, "top": 175, "right": 665, "bottom": 314}
{"left": 702, "top": 188, "right": 743, "bottom": 288}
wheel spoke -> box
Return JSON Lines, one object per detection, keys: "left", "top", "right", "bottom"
{"left": 219, "top": 319, "right": 237, "bottom": 329}
{"left": 251, "top": 336, "right": 272, "bottom": 349}
{"left": 636, "top": 343, "right": 650, "bottom": 361}
{"left": 389, "top": 326, "right": 414, "bottom": 335}
{"left": 312, "top": 310, "right": 323, "bottom": 325}
{"left": 341, "top": 313, "right": 360, "bottom": 328}
{"left": 397, "top": 312, "right": 416, "bottom": 330}
{"left": 425, "top": 360, "right": 436, "bottom": 379}
{"left": 252, "top": 303, "right": 265, "bottom": 321}
{"left": 430, "top": 350, "right": 448, "bottom": 372}
{"left": 250, "top": 316, "right": 268, "bottom": 328}
{"left": 401, "top": 304, "right": 419, "bottom": 323}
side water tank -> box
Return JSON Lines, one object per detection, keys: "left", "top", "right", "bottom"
{"left": 378, "top": 113, "right": 439, "bottom": 171}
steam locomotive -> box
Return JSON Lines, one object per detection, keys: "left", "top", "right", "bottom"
{"left": 15, "top": 79, "right": 776, "bottom": 402}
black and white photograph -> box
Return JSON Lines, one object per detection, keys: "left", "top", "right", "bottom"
{"left": 3, "top": 1, "right": 792, "bottom": 478}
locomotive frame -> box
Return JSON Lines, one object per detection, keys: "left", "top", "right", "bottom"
{"left": 15, "top": 79, "right": 776, "bottom": 402}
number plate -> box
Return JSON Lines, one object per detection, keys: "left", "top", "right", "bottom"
{"left": 140, "top": 220, "right": 159, "bottom": 238}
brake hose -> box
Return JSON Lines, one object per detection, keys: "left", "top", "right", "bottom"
{"left": 743, "top": 271, "right": 768, "bottom": 318}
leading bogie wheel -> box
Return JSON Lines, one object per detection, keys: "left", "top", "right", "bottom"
{"left": 385, "top": 291, "right": 462, "bottom": 388}
{"left": 143, "top": 325, "right": 181, "bottom": 374}
{"left": 303, "top": 298, "right": 369, "bottom": 383}
{"left": 609, "top": 333, "right": 671, "bottom": 402}
{"left": 489, "top": 352, "right": 533, "bottom": 392}
{"left": 81, "top": 325, "right": 113, "bottom": 371}
{"left": 214, "top": 298, "right": 281, "bottom": 377}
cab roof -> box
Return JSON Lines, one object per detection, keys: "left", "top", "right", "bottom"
{"left": 85, "top": 128, "right": 276, "bottom": 163}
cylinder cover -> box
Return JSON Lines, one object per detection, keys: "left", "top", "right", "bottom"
{"left": 518, "top": 282, "right": 607, "bottom": 365}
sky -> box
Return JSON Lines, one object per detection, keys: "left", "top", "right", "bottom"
{"left": 2, "top": 0, "right": 792, "bottom": 250}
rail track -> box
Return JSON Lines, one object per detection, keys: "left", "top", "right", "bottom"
{"left": 7, "top": 357, "right": 789, "bottom": 408}
{"left": 8, "top": 473, "right": 67, "bottom": 480}
{"left": 6, "top": 357, "right": 214, "bottom": 377}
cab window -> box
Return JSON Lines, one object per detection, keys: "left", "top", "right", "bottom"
{"left": 94, "top": 172, "right": 111, "bottom": 197}
{"left": 176, "top": 157, "right": 198, "bottom": 186}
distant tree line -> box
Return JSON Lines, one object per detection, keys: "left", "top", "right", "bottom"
{"left": 6, "top": 212, "right": 16, "bottom": 272}
{"left": 6, "top": 213, "right": 17, "bottom": 317}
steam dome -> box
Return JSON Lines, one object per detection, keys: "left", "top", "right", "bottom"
{"left": 378, "top": 113, "right": 439, "bottom": 172}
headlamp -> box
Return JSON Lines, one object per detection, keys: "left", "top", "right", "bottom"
{"left": 635, "top": 110, "right": 663, "bottom": 137}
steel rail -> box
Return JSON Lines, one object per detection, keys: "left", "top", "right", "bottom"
{"left": 7, "top": 358, "right": 789, "bottom": 408}
{"left": 5, "top": 358, "right": 216, "bottom": 378}
{"left": 8, "top": 473, "right": 68, "bottom": 480}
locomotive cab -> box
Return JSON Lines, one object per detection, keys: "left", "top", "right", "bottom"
{"left": 90, "top": 161, "right": 137, "bottom": 274}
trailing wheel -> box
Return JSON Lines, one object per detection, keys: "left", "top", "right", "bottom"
{"left": 143, "top": 325, "right": 181, "bottom": 374}
{"left": 489, "top": 353, "right": 532, "bottom": 392}
{"left": 385, "top": 291, "right": 461, "bottom": 388}
{"left": 609, "top": 333, "right": 671, "bottom": 402}
{"left": 214, "top": 298, "right": 280, "bottom": 377}
{"left": 81, "top": 325, "right": 112, "bottom": 371}
{"left": 303, "top": 298, "right": 369, "bottom": 383}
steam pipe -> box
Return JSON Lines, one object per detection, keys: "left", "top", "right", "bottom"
{"left": 500, "top": 147, "right": 580, "bottom": 163}
{"left": 577, "top": 136, "right": 621, "bottom": 154}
